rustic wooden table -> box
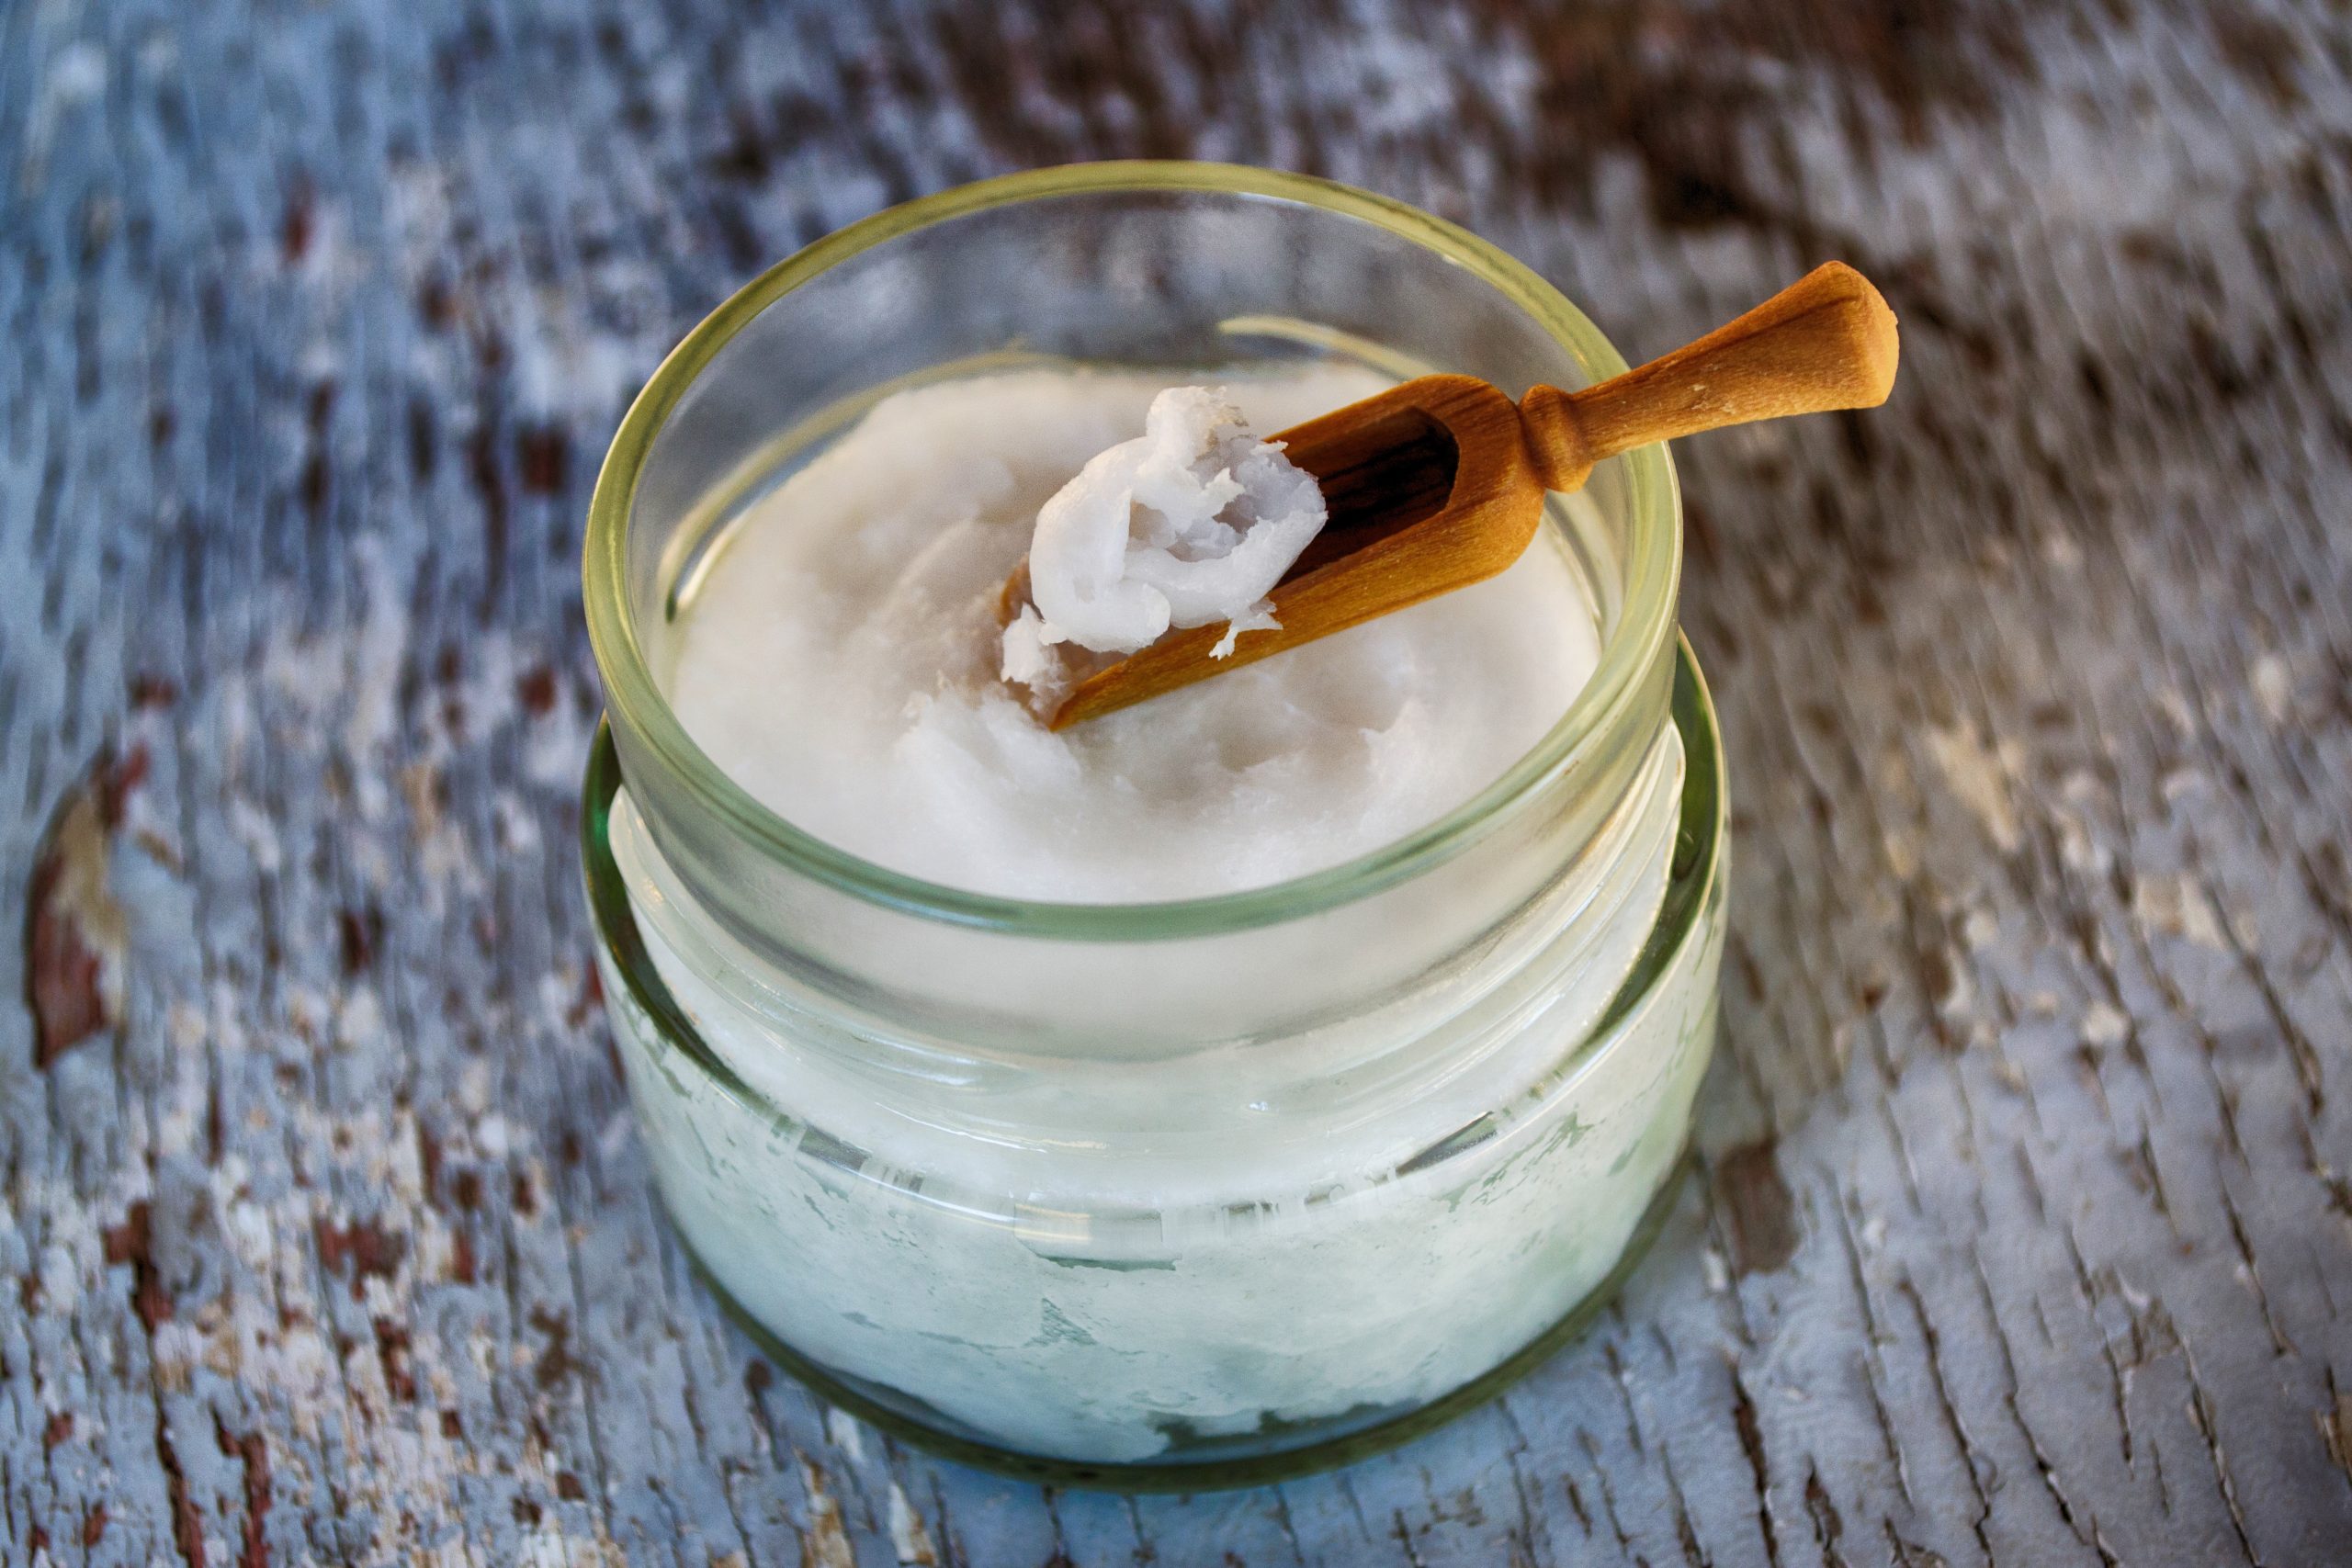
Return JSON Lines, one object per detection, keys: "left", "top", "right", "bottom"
{"left": 7, "top": 1, "right": 2351, "bottom": 1562}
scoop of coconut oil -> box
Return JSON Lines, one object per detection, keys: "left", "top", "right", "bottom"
{"left": 1000, "top": 384, "right": 1329, "bottom": 703}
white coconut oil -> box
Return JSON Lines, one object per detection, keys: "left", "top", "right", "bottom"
{"left": 596, "top": 365, "right": 1721, "bottom": 1468}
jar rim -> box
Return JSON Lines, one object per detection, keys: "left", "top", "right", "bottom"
{"left": 582, "top": 160, "right": 1683, "bottom": 939}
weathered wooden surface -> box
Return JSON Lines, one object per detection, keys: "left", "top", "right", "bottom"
{"left": 5, "top": 0, "right": 2350, "bottom": 1561}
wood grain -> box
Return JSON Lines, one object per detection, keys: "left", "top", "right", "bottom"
{"left": 4, "top": 0, "right": 2349, "bottom": 1563}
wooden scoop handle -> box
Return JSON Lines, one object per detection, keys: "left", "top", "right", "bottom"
{"left": 1519, "top": 262, "right": 1899, "bottom": 491}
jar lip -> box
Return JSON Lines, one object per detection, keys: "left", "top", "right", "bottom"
{"left": 583, "top": 160, "right": 1682, "bottom": 939}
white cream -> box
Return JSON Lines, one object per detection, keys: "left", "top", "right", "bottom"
{"left": 665, "top": 367, "right": 1600, "bottom": 902}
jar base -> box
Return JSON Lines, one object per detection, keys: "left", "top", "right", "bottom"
{"left": 669, "top": 1146, "right": 1692, "bottom": 1493}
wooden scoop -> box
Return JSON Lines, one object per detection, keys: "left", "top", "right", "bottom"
{"left": 1023, "top": 261, "right": 1899, "bottom": 729}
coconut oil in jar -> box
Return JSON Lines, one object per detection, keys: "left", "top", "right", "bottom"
{"left": 582, "top": 165, "right": 1729, "bottom": 1483}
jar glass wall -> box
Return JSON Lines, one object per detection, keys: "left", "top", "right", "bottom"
{"left": 581, "top": 164, "right": 1728, "bottom": 1485}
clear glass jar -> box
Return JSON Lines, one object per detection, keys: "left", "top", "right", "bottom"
{"left": 581, "top": 164, "right": 1728, "bottom": 1487}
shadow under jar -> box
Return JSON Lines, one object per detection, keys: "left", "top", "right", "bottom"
{"left": 581, "top": 164, "right": 1729, "bottom": 1488}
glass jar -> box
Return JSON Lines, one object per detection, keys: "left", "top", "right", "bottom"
{"left": 581, "top": 164, "right": 1729, "bottom": 1487}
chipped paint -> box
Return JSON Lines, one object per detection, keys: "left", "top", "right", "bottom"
{"left": 2251, "top": 653, "right": 2292, "bottom": 725}
{"left": 1924, "top": 721, "right": 2023, "bottom": 855}
{"left": 887, "top": 1482, "right": 939, "bottom": 1566}
{"left": 795, "top": 1454, "right": 856, "bottom": 1568}
{"left": 25, "top": 776, "right": 128, "bottom": 1066}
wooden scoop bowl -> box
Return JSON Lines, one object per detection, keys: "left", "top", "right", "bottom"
{"left": 1025, "top": 261, "right": 1899, "bottom": 729}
